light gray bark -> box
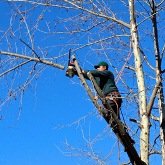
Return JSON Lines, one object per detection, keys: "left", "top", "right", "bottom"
{"left": 129, "top": 0, "right": 149, "bottom": 164}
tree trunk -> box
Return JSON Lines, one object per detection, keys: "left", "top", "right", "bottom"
{"left": 129, "top": 0, "right": 149, "bottom": 164}
{"left": 159, "top": 85, "right": 165, "bottom": 165}
{"left": 150, "top": 0, "right": 165, "bottom": 164}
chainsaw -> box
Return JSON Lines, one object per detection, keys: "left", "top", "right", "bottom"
{"left": 65, "top": 49, "right": 77, "bottom": 78}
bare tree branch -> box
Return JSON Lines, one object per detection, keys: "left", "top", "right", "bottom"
{"left": 160, "top": 43, "right": 165, "bottom": 60}
{"left": 0, "top": 51, "right": 65, "bottom": 70}
{"left": 147, "top": 79, "right": 161, "bottom": 116}
{"left": 7, "top": 0, "right": 74, "bottom": 9}
{"left": 157, "top": 0, "right": 165, "bottom": 8}
{"left": 149, "top": 150, "right": 161, "bottom": 155}
{"left": 151, "top": 115, "right": 160, "bottom": 121}
{"left": 0, "top": 59, "right": 31, "bottom": 78}
{"left": 63, "top": 0, "right": 131, "bottom": 28}
{"left": 125, "top": 65, "right": 135, "bottom": 71}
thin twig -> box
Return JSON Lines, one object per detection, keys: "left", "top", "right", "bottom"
{"left": 20, "top": 38, "right": 40, "bottom": 59}
{"left": 0, "top": 60, "right": 31, "bottom": 78}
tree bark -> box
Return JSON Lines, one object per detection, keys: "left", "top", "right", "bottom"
{"left": 150, "top": 1, "right": 165, "bottom": 164}
{"left": 129, "top": 0, "right": 149, "bottom": 164}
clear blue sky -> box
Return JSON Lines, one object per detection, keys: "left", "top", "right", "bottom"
{"left": 0, "top": 1, "right": 163, "bottom": 165}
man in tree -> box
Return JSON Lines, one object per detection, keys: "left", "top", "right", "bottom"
{"left": 66, "top": 59, "right": 136, "bottom": 146}
{"left": 82, "top": 61, "right": 122, "bottom": 123}
{"left": 66, "top": 61, "right": 122, "bottom": 123}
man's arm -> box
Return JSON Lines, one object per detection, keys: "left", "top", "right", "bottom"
{"left": 80, "top": 70, "right": 114, "bottom": 80}
{"left": 89, "top": 70, "right": 113, "bottom": 79}
{"left": 74, "top": 69, "right": 90, "bottom": 80}
{"left": 82, "top": 70, "right": 90, "bottom": 79}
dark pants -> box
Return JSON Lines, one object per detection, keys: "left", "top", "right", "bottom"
{"left": 103, "top": 91, "right": 122, "bottom": 123}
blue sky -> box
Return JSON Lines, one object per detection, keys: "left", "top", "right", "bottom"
{"left": 0, "top": 66, "right": 120, "bottom": 164}
{"left": 0, "top": 1, "right": 164, "bottom": 165}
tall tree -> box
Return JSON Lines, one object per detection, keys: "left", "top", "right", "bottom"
{"left": 0, "top": 0, "right": 165, "bottom": 164}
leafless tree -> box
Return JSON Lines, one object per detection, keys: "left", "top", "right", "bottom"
{"left": 1, "top": 0, "right": 165, "bottom": 164}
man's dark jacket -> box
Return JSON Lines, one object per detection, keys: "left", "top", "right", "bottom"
{"left": 84, "top": 70, "right": 118, "bottom": 96}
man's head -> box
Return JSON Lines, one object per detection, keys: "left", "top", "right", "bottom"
{"left": 94, "top": 61, "right": 109, "bottom": 71}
